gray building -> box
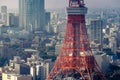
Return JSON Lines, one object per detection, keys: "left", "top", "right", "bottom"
{"left": 1, "top": 6, "right": 7, "bottom": 13}
{"left": 19, "top": 0, "right": 33, "bottom": 31}
{"left": 89, "top": 19, "right": 103, "bottom": 46}
{"left": 19, "top": 0, "right": 45, "bottom": 32}
{"left": 0, "top": 6, "right": 7, "bottom": 25}
{"left": 32, "top": 0, "right": 45, "bottom": 31}
{"left": 14, "top": 63, "right": 30, "bottom": 75}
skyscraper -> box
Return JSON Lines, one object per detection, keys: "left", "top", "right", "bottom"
{"left": 19, "top": 0, "right": 33, "bottom": 31}
{"left": 32, "top": 0, "right": 45, "bottom": 31}
{"left": 1, "top": 6, "right": 7, "bottom": 25}
{"left": 19, "top": 0, "right": 45, "bottom": 32}
{"left": 89, "top": 19, "right": 103, "bottom": 45}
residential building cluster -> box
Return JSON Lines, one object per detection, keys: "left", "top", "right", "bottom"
{"left": 1, "top": 55, "right": 54, "bottom": 80}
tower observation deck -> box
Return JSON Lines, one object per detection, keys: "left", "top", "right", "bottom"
{"left": 46, "top": 0, "right": 107, "bottom": 80}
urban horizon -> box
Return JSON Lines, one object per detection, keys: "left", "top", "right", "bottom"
{"left": 0, "top": 0, "right": 120, "bottom": 10}
{"left": 0, "top": 0, "right": 120, "bottom": 80}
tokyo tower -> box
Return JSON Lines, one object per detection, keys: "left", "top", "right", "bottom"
{"left": 46, "top": 0, "right": 107, "bottom": 80}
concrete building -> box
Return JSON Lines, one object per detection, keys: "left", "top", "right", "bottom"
{"left": 1, "top": 54, "right": 55, "bottom": 80}
{"left": 8, "top": 56, "right": 30, "bottom": 75}
{"left": 109, "top": 37, "right": 117, "bottom": 54}
{"left": 9, "top": 56, "right": 25, "bottom": 66}
{"left": 27, "top": 55, "right": 54, "bottom": 80}
{"left": 30, "top": 66, "right": 36, "bottom": 80}
{"left": 2, "top": 73, "right": 32, "bottom": 80}
{"left": 94, "top": 52, "right": 110, "bottom": 73}
{"left": 30, "top": 63, "right": 51, "bottom": 80}
{"left": 27, "top": 55, "right": 44, "bottom": 80}
{"left": 7, "top": 13, "right": 19, "bottom": 26}
{"left": 55, "top": 42, "right": 62, "bottom": 55}
{"left": 89, "top": 19, "right": 103, "bottom": 49}
{"left": 44, "top": 60, "right": 54, "bottom": 79}
{"left": 0, "top": 6, "right": 7, "bottom": 26}
{"left": 32, "top": 0, "right": 45, "bottom": 31}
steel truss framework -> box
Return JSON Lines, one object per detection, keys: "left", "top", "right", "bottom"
{"left": 46, "top": 0, "right": 107, "bottom": 80}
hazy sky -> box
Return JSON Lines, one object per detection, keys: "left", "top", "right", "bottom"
{"left": 0, "top": 0, "right": 120, "bottom": 9}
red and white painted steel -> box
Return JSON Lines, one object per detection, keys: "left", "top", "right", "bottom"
{"left": 46, "top": 0, "right": 107, "bottom": 80}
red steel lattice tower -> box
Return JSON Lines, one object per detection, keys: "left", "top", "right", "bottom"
{"left": 46, "top": 0, "right": 107, "bottom": 80}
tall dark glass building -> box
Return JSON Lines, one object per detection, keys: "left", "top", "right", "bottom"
{"left": 19, "top": 0, "right": 33, "bottom": 31}
{"left": 19, "top": 0, "right": 45, "bottom": 32}
{"left": 32, "top": 0, "right": 45, "bottom": 31}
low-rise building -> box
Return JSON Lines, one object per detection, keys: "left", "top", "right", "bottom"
{"left": 2, "top": 72, "right": 32, "bottom": 80}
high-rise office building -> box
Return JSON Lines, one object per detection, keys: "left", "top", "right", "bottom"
{"left": 1, "top": 6, "right": 7, "bottom": 25}
{"left": 89, "top": 19, "right": 103, "bottom": 45}
{"left": 19, "top": 0, "right": 45, "bottom": 32}
{"left": 19, "top": 0, "right": 33, "bottom": 31}
{"left": 2, "top": 73, "right": 32, "bottom": 80}
{"left": 32, "top": 0, "right": 45, "bottom": 31}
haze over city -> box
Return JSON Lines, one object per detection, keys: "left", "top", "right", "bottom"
{"left": 0, "top": 0, "right": 120, "bottom": 80}
{"left": 0, "top": 0, "right": 120, "bottom": 9}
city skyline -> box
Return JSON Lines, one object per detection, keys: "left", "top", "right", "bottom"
{"left": 0, "top": 0, "right": 120, "bottom": 80}
{"left": 0, "top": 0, "right": 120, "bottom": 9}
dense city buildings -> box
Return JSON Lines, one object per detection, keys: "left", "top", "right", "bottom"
{"left": 32, "top": 0, "right": 45, "bottom": 31}
{"left": 0, "top": 0, "right": 120, "bottom": 80}
{"left": 2, "top": 73, "right": 32, "bottom": 80}
{"left": 0, "top": 55, "right": 54, "bottom": 80}
{"left": 0, "top": 6, "right": 7, "bottom": 26}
